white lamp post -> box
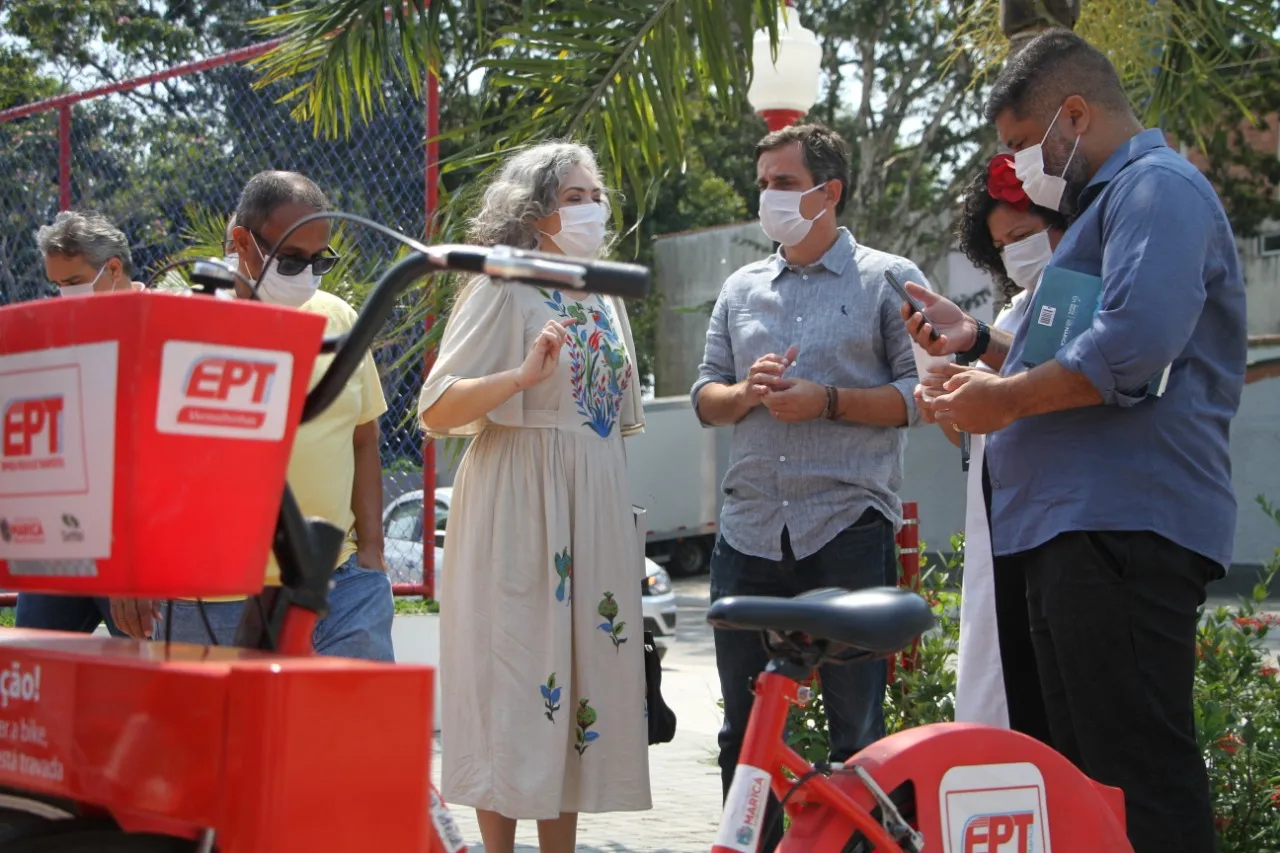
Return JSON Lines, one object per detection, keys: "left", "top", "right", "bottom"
{"left": 746, "top": 0, "right": 823, "bottom": 130}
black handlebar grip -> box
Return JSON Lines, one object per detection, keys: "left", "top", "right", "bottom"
{"left": 578, "top": 258, "right": 651, "bottom": 300}
{"left": 441, "top": 247, "right": 487, "bottom": 274}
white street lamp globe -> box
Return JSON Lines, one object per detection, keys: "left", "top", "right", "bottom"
{"left": 746, "top": 4, "right": 822, "bottom": 130}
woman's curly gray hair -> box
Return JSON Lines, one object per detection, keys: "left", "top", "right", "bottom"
{"left": 467, "top": 141, "right": 611, "bottom": 250}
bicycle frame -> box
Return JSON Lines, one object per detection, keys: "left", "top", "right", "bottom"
{"left": 714, "top": 665, "right": 905, "bottom": 853}
{"left": 713, "top": 643, "right": 1135, "bottom": 853}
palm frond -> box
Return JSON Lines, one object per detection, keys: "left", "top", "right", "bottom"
{"left": 249, "top": 0, "right": 440, "bottom": 137}
{"left": 251, "top": 0, "right": 783, "bottom": 229}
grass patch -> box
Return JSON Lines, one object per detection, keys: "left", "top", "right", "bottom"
{"left": 394, "top": 597, "right": 440, "bottom": 615}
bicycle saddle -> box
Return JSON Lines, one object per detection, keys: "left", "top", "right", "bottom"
{"left": 706, "top": 587, "right": 934, "bottom": 658}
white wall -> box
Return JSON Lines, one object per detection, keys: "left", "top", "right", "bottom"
{"left": 903, "top": 376, "right": 1280, "bottom": 569}
{"left": 1243, "top": 238, "right": 1280, "bottom": 335}
{"left": 652, "top": 222, "right": 772, "bottom": 398}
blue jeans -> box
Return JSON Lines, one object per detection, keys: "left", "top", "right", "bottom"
{"left": 710, "top": 510, "right": 898, "bottom": 853}
{"left": 160, "top": 555, "right": 395, "bottom": 661}
{"left": 15, "top": 594, "right": 126, "bottom": 638}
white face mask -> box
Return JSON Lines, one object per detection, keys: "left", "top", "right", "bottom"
{"left": 57, "top": 282, "right": 96, "bottom": 298}
{"left": 545, "top": 203, "right": 607, "bottom": 258}
{"left": 56, "top": 263, "right": 108, "bottom": 298}
{"left": 759, "top": 183, "right": 827, "bottom": 247}
{"left": 249, "top": 243, "right": 320, "bottom": 308}
{"left": 1001, "top": 229, "right": 1054, "bottom": 294}
{"left": 1013, "top": 105, "right": 1080, "bottom": 213}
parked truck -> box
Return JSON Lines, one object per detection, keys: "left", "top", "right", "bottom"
{"left": 626, "top": 396, "right": 730, "bottom": 576}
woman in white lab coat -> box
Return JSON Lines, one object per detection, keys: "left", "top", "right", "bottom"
{"left": 940, "top": 155, "right": 1066, "bottom": 736}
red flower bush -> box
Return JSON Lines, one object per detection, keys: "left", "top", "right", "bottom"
{"left": 987, "top": 153, "right": 1031, "bottom": 211}
{"left": 1216, "top": 733, "right": 1244, "bottom": 756}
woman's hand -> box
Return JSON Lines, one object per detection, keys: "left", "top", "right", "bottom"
{"left": 514, "top": 319, "right": 579, "bottom": 390}
{"left": 899, "top": 282, "right": 977, "bottom": 357}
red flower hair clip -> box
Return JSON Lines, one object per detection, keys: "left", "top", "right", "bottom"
{"left": 987, "top": 153, "right": 1030, "bottom": 211}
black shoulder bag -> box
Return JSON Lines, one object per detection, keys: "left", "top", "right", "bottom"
{"left": 644, "top": 630, "right": 677, "bottom": 745}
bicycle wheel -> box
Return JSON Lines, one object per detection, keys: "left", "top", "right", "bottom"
{"left": 840, "top": 782, "right": 917, "bottom": 853}
{"left": 0, "top": 830, "right": 196, "bottom": 852}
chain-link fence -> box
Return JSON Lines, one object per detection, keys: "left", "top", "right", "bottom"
{"left": 0, "top": 41, "right": 436, "bottom": 591}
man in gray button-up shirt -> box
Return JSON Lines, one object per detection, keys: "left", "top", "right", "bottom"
{"left": 691, "top": 124, "right": 925, "bottom": 853}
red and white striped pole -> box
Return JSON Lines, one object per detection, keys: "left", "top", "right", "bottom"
{"left": 890, "top": 502, "right": 921, "bottom": 682}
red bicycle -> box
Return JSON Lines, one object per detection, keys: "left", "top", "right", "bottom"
{"left": 707, "top": 587, "right": 1134, "bottom": 852}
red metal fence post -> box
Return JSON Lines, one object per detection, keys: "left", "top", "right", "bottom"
{"left": 891, "top": 502, "right": 922, "bottom": 683}
{"left": 57, "top": 105, "right": 71, "bottom": 211}
{"left": 421, "top": 67, "right": 440, "bottom": 603}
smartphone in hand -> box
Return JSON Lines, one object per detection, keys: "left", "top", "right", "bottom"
{"left": 884, "top": 270, "right": 939, "bottom": 342}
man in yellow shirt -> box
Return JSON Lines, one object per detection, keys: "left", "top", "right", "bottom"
{"left": 111, "top": 171, "right": 394, "bottom": 660}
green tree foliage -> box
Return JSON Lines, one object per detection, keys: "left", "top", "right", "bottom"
{"left": 952, "top": 0, "right": 1280, "bottom": 237}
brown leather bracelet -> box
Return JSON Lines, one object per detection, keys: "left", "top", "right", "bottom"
{"left": 824, "top": 385, "right": 840, "bottom": 420}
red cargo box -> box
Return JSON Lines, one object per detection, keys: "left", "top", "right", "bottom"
{"left": 0, "top": 630, "right": 436, "bottom": 851}
{"left": 0, "top": 292, "right": 324, "bottom": 598}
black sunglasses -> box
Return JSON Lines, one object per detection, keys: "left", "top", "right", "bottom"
{"left": 251, "top": 231, "right": 341, "bottom": 277}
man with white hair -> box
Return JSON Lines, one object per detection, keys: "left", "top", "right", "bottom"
{"left": 15, "top": 211, "right": 139, "bottom": 637}
{"left": 37, "top": 210, "right": 143, "bottom": 296}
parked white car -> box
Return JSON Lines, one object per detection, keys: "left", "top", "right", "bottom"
{"left": 382, "top": 489, "right": 677, "bottom": 653}
{"left": 383, "top": 487, "right": 449, "bottom": 590}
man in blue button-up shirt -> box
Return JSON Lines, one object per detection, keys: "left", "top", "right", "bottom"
{"left": 903, "top": 31, "right": 1244, "bottom": 853}
{"left": 693, "top": 124, "right": 924, "bottom": 853}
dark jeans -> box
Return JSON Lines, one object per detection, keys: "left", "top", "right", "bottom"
{"left": 1000, "top": 530, "right": 1220, "bottom": 853}
{"left": 710, "top": 510, "right": 898, "bottom": 853}
{"left": 15, "top": 593, "right": 125, "bottom": 638}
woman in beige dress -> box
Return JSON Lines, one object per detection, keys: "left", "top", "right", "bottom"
{"left": 419, "top": 141, "right": 650, "bottom": 853}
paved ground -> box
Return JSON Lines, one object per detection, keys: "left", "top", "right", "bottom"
{"left": 431, "top": 576, "right": 725, "bottom": 852}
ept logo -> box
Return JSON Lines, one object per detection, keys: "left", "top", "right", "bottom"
{"left": 181, "top": 357, "right": 278, "bottom": 428}
{"left": 940, "top": 763, "right": 1052, "bottom": 853}
{"left": 156, "top": 342, "right": 295, "bottom": 441}
{"left": 962, "top": 813, "right": 1036, "bottom": 853}
{"left": 2, "top": 396, "right": 64, "bottom": 460}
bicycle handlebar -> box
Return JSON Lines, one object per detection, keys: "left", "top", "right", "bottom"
{"left": 425, "top": 244, "right": 652, "bottom": 301}
{"left": 301, "top": 241, "right": 651, "bottom": 424}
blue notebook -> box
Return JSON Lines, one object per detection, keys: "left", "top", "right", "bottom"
{"left": 1022, "top": 267, "right": 1170, "bottom": 398}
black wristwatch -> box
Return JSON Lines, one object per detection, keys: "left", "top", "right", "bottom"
{"left": 956, "top": 319, "right": 990, "bottom": 366}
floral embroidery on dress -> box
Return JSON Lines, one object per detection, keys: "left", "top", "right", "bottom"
{"left": 574, "top": 698, "right": 599, "bottom": 755}
{"left": 597, "top": 591, "right": 627, "bottom": 651}
{"left": 541, "top": 673, "right": 562, "bottom": 723}
{"left": 554, "top": 547, "right": 573, "bottom": 605}
{"left": 541, "top": 290, "right": 632, "bottom": 438}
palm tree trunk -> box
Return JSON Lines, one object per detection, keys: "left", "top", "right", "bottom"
{"left": 1000, "top": 0, "right": 1083, "bottom": 54}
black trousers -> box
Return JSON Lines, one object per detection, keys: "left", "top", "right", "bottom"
{"left": 982, "top": 461, "right": 1053, "bottom": 745}
{"left": 710, "top": 511, "right": 899, "bottom": 853}
{"left": 996, "top": 530, "right": 1221, "bottom": 853}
